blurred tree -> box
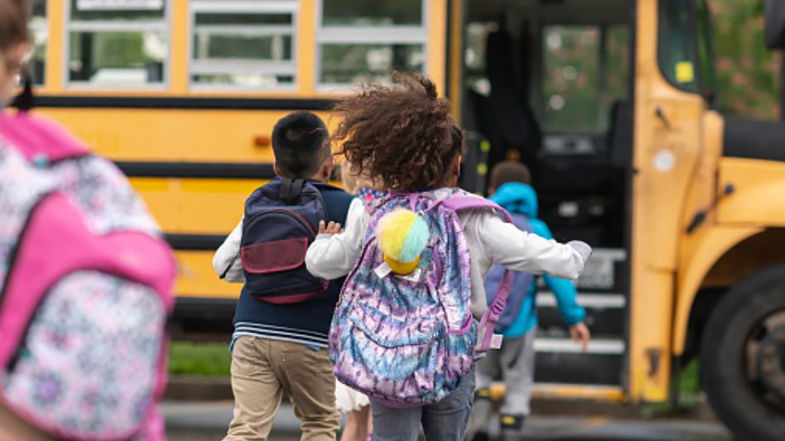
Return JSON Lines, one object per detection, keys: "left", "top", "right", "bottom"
{"left": 711, "top": 0, "right": 781, "bottom": 120}
{"left": 95, "top": 33, "right": 145, "bottom": 67}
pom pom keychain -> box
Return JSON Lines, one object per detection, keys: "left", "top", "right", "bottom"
{"left": 376, "top": 208, "right": 430, "bottom": 275}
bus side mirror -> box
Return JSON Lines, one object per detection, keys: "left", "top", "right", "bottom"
{"left": 765, "top": 0, "right": 785, "bottom": 49}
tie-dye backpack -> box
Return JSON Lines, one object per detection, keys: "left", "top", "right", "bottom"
{"left": 0, "top": 110, "right": 175, "bottom": 441}
{"left": 330, "top": 189, "right": 513, "bottom": 406}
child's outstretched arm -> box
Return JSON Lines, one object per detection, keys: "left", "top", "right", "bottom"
{"left": 306, "top": 198, "right": 367, "bottom": 280}
{"left": 476, "top": 214, "right": 591, "bottom": 280}
{"left": 532, "top": 218, "right": 591, "bottom": 351}
{"left": 213, "top": 218, "right": 244, "bottom": 283}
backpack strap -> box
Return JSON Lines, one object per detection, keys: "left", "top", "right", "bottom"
{"left": 0, "top": 110, "right": 89, "bottom": 163}
{"left": 279, "top": 178, "right": 305, "bottom": 204}
{"left": 439, "top": 196, "right": 513, "bottom": 222}
{"left": 439, "top": 196, "right": 514, "bottom": 357}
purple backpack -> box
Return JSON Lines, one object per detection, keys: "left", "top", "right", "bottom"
{"left": 484, "top": 213, "right": 535, "bottom": 331}
{"left": 240, "top": 178, "right": 330, "bottom": 303}
{"left": 330, "top": 189, "right": 513, "bottom": 406}
{"left": 0, "top": 111, "right": 175, "bottom": 441}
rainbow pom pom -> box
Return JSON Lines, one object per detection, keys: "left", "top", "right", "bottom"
{"left": 377, "top": 209, "right": 430, "bottom": 275}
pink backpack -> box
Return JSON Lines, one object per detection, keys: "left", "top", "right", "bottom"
{"left": 0, "top": 110, "right": 175, "bottom": 441}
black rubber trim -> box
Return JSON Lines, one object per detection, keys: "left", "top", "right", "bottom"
{"left": 539, "top": 304, "right": 626, "bottom": 337}
{"left": 172, "top": 297, "right": 236, "bottom": 333}
{"left": 165, "top": 234, "right": 228, "bottom": 251}
{"left": 29, "top": 95, "right": 336, "bottom": 110}
{"left": 115, "top": 161, "right": 275, "bottom": 179}
{"left": 724, "top": 116, "right": 785, "bottom": 162}
{"left": 535, "top": 353, "right": 622, "bottom": 385}
{"left": 174, "top": 297, "right": 236, "bottom": 316}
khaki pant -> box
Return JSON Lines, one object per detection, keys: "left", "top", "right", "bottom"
{"left": 223, "top": 336, "right": 340, "bottom": 441}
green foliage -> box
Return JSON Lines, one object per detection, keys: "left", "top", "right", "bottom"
{"left": 542, "top": 25, "right": 630, "bottom": 132}
{"left": 169, "top": 342, "right": 231, "bottom": 377}
{"left": 641, "top": 359, "right": 702, "bottom": 418}
{"left": 712, "top": 0, "right": 781, "bottom": 120}
{"left": 95, "top": 33, "right": 146, "bottom": 67}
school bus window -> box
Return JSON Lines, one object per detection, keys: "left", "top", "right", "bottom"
{"left": 543, "top": 25, "right": 630, "bottom": 134}
{"left": 602, "top": 24, "right": 632, "bottom": 132}
{"left": 29, "top": 0, "right": 47, "bottom": 86}
{"left": 695, "top": 0, "right": 717, "bottom": 103}
{"left": 463, "top": 22, "right": 497, "bottom": 95}
{"left": 66, "top": 0, "right": 168, "bottom": 87}
{"left": 322, "top": 0, "right": 422, "bottom": 26}
{"left": 543, "top": 26, "right": 601, "bottom": 132}
{"left": 316, "top": 0, "right": 427, "bottom": 87}
{"left": 658, "top": 0, "right": 699, "bottom": 93}
{"left": 190, "top": 1, "right": 297, "bottom": 90}
{"left": 319, "top": 43, "right": 424, "bottom": 86}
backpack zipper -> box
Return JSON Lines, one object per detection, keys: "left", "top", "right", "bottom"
{"left": 245, "top": 208, "right": 317, "bottom": 239}
{"left": 259, "top": 184, "right": 328, "bottom": 221}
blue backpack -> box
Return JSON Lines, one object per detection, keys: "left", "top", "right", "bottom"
{"left": 484, "top": 212, "right": 535, "bottom": 331}
{"left": 240, "top": 177, "right": 330, "bottom": 304}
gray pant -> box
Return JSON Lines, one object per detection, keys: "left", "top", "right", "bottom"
{"left": 475, "top": 330, "right": 536, "bottom": 415}
{"left": 370, "top": 367, "right": 476, "bottom": 441}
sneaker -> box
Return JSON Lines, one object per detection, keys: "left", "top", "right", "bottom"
{"left": 471, "top": 431, "right": 490, "bottom": 441}
{"left": 499, "top": 414, "right": 525, "bottom": 441}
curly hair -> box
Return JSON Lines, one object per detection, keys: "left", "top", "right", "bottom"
{"left": 331, "top": 73, "right": 463, "bottom": 192}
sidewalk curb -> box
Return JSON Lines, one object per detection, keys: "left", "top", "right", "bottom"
{"left": 165, "top": 376, "right": 719, "bottom": 422}
{"left": 166, "top": 375, "right": 233, "bottom": 401}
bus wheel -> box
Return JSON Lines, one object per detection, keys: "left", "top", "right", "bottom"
{"left": 701, "top": 264, "right": 785, "bottom": 441}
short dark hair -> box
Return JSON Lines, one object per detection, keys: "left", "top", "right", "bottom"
{"left": 272, "top": 112, "right": 330, "bottom": 178}
{"left": 489, "top": 160, "right": 532, "bottom": 189}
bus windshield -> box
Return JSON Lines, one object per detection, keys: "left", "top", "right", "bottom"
{"left": 658, "top": 0, "right": 717, "bottom": 103}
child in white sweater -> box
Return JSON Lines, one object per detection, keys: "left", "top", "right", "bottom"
{"left": 305, "top": 74, "right": 590, "bottom": 441}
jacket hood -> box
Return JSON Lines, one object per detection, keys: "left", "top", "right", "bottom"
{"left": 489, "top": 182, "right": 538, "bottom": 218}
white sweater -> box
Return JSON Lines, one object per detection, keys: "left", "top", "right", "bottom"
{"left": 213, "top": 218, "right": 244, "bottom": 283}
{"left": 305, "top": 192, "right": 591, "bottom": 319}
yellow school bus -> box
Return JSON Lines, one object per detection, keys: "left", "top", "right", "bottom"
{"left": 23, "top": 1, "right": 785, "bottom": 439}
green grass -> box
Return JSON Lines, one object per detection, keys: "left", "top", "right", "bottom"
{"left": 641, "top": 359, "right": 702, "bottom": 418}
{"left": 168, "top": 341, "right": 232, "bottom": 377}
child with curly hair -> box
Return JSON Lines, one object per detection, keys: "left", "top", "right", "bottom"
{"left": 305, "top": 74, "right": 591, "bottom": 441}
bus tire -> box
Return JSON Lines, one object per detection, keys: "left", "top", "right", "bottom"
{"left": 700, "top": 264, "right": 785, "bottom": 441}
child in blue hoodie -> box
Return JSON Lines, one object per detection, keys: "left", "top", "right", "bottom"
{"left": 469, "top": 161, "right": 591, "bottom": 441}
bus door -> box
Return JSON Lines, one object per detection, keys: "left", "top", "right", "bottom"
{"left": 460, "top": 0, "right": 634, "bottom": 398}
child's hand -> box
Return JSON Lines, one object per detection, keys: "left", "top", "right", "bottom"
{"left": 567, "top": 240, "right": 592, "bottom": 262}
{"left": 569, "top": 323, "right": 591, "bottom": 352}
{"left": 318, "top": 220, "right": 344, "bottom": 235}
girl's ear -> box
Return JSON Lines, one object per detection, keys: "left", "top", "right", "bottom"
{"left": 442, "top": 154, "right": 462, "bottom": 187}
{"left": 452, "top": 154, "right": 463, "bottom": 178}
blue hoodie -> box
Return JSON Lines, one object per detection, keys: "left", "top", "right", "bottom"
{"left": 488, "top": 182, "right": 585, "bottom": 338}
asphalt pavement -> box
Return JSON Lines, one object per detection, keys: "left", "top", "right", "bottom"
{"left": 163, "top": 401, "right": 734, "bottom": 441}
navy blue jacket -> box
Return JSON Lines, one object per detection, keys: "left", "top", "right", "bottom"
{"left": 232, "top": 180, "right": 353, "bottom": 348}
